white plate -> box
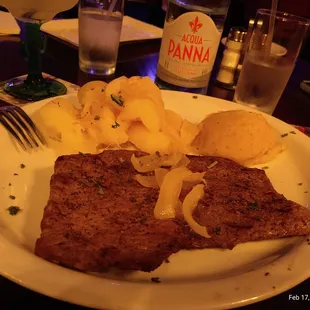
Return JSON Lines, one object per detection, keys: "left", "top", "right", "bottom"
{"left": 41, "top": 16, "right": 163, "bottom": 46}
{"left": 0, "top": 91, "right": 309, "bottom": 310}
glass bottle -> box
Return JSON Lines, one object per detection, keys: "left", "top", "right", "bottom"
{"left": 155, "top": 0, "right": 231, "bottom": 94}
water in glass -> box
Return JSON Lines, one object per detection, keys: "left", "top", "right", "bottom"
{"left": 79, "top": 8, "right": 123, "bottom": 75}
{"left": 234, "top": 54, "right": 294, "bottom": 114}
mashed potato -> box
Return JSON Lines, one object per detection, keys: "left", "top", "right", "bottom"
{"left": 192, "top": 110, "right": 284, "bottom": 165}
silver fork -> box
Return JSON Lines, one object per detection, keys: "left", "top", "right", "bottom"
{"left": 0, "top": 103, "right": 45, "bottom": 150}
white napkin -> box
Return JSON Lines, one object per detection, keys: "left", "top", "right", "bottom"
{"left": 0, "top": 11, "right": 20, "bottom": 35}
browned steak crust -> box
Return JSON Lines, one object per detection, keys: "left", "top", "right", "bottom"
{"left": 35, "top": 150, "right": 310, "bottom": 272}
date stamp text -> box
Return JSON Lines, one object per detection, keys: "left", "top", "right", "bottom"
{"left": 288, "top": 294, "right": 310, "bottom": 301}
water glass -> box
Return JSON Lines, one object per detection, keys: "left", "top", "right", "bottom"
{"left": 79, "top": 0, "right": 124, "bottom": 76}
{"left": 233, "top": 9, "right": 309, "bottom": 115}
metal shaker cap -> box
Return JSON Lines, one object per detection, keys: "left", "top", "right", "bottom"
{"left": 228, "top": 27, "right": 247, "bottom": 43}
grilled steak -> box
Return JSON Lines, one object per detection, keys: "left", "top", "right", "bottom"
{"left": 35, "top": 150, "right": 310, "bottom": 272}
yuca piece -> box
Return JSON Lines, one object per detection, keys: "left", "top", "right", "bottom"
{"left": 35, "top": 150, "right": 310, "bottom": 272}
{"left": 33, "top": 76, "right": 201, "bottom": 156}
{"left": 78, "top": 80, "right": 108, "bottom": 117}
{"left": 117, "top": 98, "right": 163, "bottom": 132}
{"left": 128, "top": 123, "right": 173, "bottom": 155}
{"left": 32, "top": 98, "right": 97, "bottom": 154}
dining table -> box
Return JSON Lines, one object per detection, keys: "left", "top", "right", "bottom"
{"left": 0, "top": 32, "right": 309, "bottom": 310}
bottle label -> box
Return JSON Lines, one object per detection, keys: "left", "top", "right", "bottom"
{"left": 157, "top": 12, "right": 221, "bottom": 88}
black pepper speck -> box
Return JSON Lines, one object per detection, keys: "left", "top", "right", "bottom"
{"left": 151, "top": 277, "right": 161, "bottom": 283}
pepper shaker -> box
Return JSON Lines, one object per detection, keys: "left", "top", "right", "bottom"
{"left": 216, "top": 27, "right": 247, "bottom": 89}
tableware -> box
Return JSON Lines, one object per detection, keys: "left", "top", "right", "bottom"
{"left": 221, "top": 37, "right": 287, "bottom": 57}
{"left": 233, "top": 9, "right": 310, "bottom": 115}
{"left": 0, "top": 73, "right": 81, "bottom": 106}
{"left": 0, "top": 103, "right": 45, "bottom": 150}
{"left": 155, "top": 0, "right": 231, "bottom": 94}
{"left": 0, "top": 0, "right": 78, "bottom": 101}
{"left": 79, "top": 0, "right": 125, "bottom": 76}
{"left": 40, "top": 16, "right": 163, "bottom": 46}
{"left": 216, "top": 27, "right": 247, "bottom": 87}
{"left": 300, "top": 80, "right": 310, "bottom": 95}
{"left": 0, "top": 91, "right": 309, "bottom": 310}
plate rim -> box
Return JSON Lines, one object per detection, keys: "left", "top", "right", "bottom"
{"left": 0, "top": 90, "right": 309, "bottom": 310}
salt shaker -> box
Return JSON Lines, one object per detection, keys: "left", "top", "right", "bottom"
{"left": 216, "top": 27, "right": 247, "bottom": 89}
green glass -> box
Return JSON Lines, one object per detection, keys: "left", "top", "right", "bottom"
{"left": 4, "top": 21, "right": 67, "bottom": 101}
{"left": 0, "top": 0, "right": 79, "bottom": 102}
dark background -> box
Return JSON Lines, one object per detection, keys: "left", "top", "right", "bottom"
{"left": 1, "top": 0, "right": 309, "bottom": 60}
{"left": 224, "top": 0, "right": 310, "bottom": 61}
{"left": 58, "top": 0, "right": 310, "bottom": 61}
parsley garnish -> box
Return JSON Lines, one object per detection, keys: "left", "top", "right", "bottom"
{"left": 192, "top": 95, "right": 198, "bottom": 99}
{"left": 94, "top": 115, "right": 100, "bottom": 121}
{"left": 213, "top": 227, "right": 221, "bottom": 235}
{"left": 254, "top": 215, "right": 261, "bottom": 221}
{"left": 139, "top": 215, "right": 147, "bottom": 224}
{"left": 248, "top": 202, "right": 259, "bottom": 210}
{"left": 20, "top": 163, "right": 25, "bottom": 169}
{"left": 151, "top": 277, "right": 161, "bottom": 283}
{"left": 290, "top": 131, "right": 296, "bottom": 134}
{"left": 262, "top": 166, "right": 269, "bottom": 170}
{"left": 298, "top": 182, "right": 303, "bottom": 186}
{"left": 78, "top": 151, "right": 90, "bottom": 156}
{"left": 78, "top": 179, "right": 92, "bottom": 187}
{"left": 281, "top": 133, "right": 288, "bottom": 138}
{"left": 8, "top": 183, "right": 11, "bottom": 186}
{"left": 101, "top": 88, "right": 105, "bottom": 92}
{"left": 90, "top": 178, "right": 104, "bottom": 188}
{"left": 155, "top": 151, "right": 161, "bottom": 157}
{"left": 7, "top": 206, "right": 21, "bottom": 215}
{"left": 111, "top": 121, "right": 120, "bottom": 129}
{"left": 98, "top": 188, "right": 105, "bottom": 195}
{"left": 111, "top": 94, "right": 124, "bottom": 107}
{"left": 130, "top": 197, "right": 137, "bottom": 203}
{"left": 9, "top": 195, "right": 16, "bottom": 200}
{"left": 13, "top": 173, "right": 18, "bottom": 176}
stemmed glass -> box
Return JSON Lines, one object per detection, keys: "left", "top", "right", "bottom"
{"left": 0, "top": 0, "right": 79, "bottom": 101}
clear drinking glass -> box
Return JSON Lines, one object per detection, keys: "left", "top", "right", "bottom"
{"left": 233, "top": 9, "right": 309, "bottom": 115}
{"left": 79, "top": 0, "right": 124, "bottom": 76}
{"left": 0, "top": 0, "right": 79, "bottom": 101}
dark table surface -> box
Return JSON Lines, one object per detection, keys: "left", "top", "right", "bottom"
{"left": 0, "top": 34, "right": 310, "bottom": 310}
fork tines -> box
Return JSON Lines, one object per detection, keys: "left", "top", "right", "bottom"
{"left": 0, "top": 105, "right": 45, "bottom": 150}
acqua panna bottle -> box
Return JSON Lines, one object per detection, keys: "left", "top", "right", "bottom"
{"left": 155, "top": 0, "right": 231, "bottom": 94}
